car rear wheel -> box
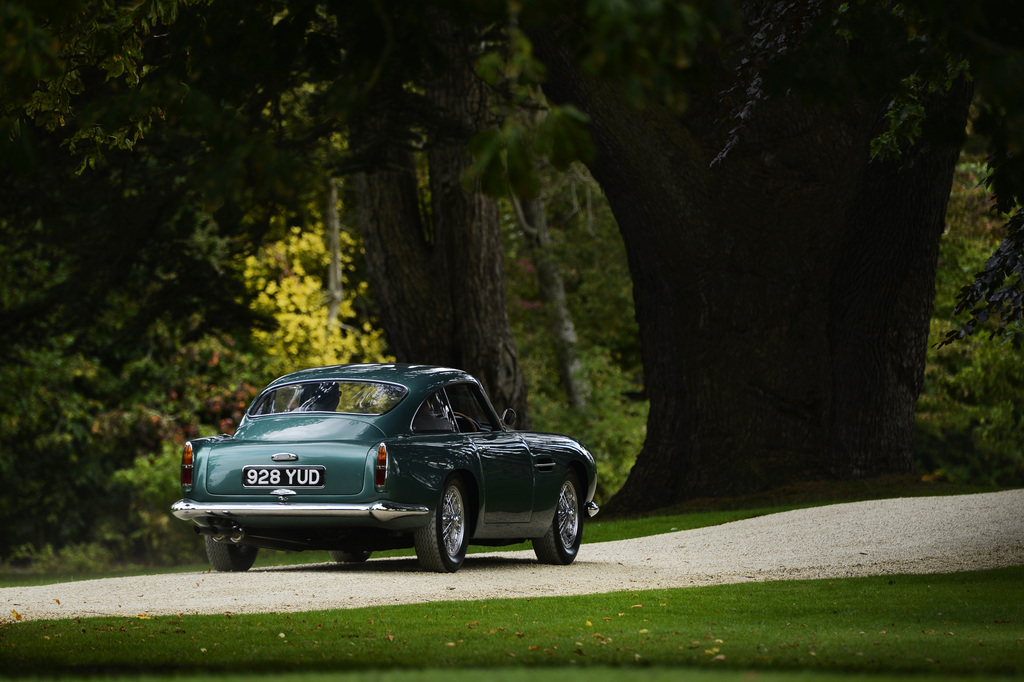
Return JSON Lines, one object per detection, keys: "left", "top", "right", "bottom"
{"left": 204, "top": 536, "right": 259, "bottom": 572}
{"left": 329, "top": 549, "right": 372, "bottom": 563}
{"left": 533, "top": 470, "right": 583, "bottom": 565}
{"left": 414, "top": 475, "right": 469, "bottom": 572}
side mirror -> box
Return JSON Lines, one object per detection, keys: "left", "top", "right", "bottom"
{"left": 501, "top": 408, "right": 517, "bottom": 427}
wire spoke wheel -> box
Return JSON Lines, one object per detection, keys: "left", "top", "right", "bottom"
{"left": 441, "top": 484, "right": 466, "bottom": 556}
{"left": 415, "top": 475, "right": 469, "bottom": 572}
{"left": 555, "top": 480, "right": 579, "bottom": 549}
{"left": 533, "top": 470, "right": 584, "bottom": 565}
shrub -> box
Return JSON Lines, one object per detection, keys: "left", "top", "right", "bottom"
{"left": 109, "top": 441, "right": 206, "bottom": 566}
{"left": 916, "top": 157, "right": 1024, "bottom": 485}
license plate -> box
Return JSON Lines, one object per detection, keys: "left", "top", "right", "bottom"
{"left": 242, "top": 465, "right": 326, "bottom": 488}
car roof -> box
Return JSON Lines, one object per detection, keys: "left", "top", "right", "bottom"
{"left": 265, "top": 363, "right": 478, "bottom": 394}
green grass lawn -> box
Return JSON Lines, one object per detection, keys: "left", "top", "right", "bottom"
{"left": 3, "top": 568, "right": 1022, "bottom": 678}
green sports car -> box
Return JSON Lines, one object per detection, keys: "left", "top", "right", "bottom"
{"left": 171, "top": 363, "right": 599, "bottom": 573}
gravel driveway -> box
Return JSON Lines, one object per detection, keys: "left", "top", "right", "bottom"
{"left": 4, "top": 489, "right": 1022, "bottom": 622}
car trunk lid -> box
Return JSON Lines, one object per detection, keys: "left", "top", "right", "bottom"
{"left": 203, "top": 415, "right": 385, "bottom": 496}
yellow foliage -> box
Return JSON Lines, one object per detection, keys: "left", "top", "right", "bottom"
{"left": 244, "top": 216, "right": 390, "bottom": 375}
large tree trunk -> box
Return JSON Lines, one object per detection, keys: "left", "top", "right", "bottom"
{"left": 827, "top": 107, "right": 968, "bottom": 478}
{"left": 353, "top": 18, "right": 529, "bottom": 424}
{"left": 532, "top": 18, "right": 970, "bottom": 510}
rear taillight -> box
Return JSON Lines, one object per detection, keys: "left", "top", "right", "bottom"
{"left": 181, "top": 442, "right": 194, "bottom": 491}
{"left": 374, "top": 443, "right": 388, "bottom": 490}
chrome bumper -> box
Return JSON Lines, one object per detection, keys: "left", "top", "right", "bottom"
{"left": 170, "top": 499, "right": 430, "bottom": 523}
{"left": 585, "top": 500, "right": 599, "bottom": 518}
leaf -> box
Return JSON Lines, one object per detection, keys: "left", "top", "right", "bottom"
{"left": 535, "top": 106, "right": 594, "bottom": 169}
{"left": 464, "top": 130, "right": 507, "bottom": 196}
{"left": 505, "top": 129, "right": 540, "bottom": 199}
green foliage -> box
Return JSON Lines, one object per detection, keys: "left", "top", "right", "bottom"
{"left": 0, "top": 0, "right": 393, "bottom": 569}
{"left": 109, "top": 442, "right": 205, "bottom": 565}
{"left": 1, "top": 541, "right": 113, "bottom": 576}
{"left": 870, "top": 61, "right": 970, "bottom": 161}
{"left": 917, "top": 158, "right": 1024, "bottom": 485}
{"left": 526, "top": 350, "right": 647, "bottom": 504}
{"left": 0, "top": 340, "right": 126, "bottom": 552}
{"left": 572, "top": 0, "right": 735, "bottom": 112}
{"left": 466, "top": 108, "right": 596, "bottom": 200}
{"left": 504, "top": 166, "right": 645, "bottom": 503}
{"left": 0, "top": 322, "right": 264, "bottom": 565}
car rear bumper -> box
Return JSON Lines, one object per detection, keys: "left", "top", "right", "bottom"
{"left": 171, "top": 498, "right": 430, "bottom": 523}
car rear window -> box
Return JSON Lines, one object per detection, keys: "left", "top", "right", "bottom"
{"left": 249, "top": 380, "right": 407, "bottom": 416}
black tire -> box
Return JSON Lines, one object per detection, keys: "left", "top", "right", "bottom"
{"left": 414, "top": 475, "right": 469, "bottom": 572}
{"left": 204, "top": 536, "right": 259, "bottom": 572}
{"left": 328, "top": 549, "right": 372, "bottom": 563}
{"left": 533, "top": 470, "right": 583, "bottom": 565}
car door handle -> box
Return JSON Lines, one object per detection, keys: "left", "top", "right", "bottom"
{"left": 534, "top": 458, "right": 556, "bottom": 472}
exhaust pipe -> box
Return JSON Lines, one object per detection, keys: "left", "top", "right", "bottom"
{"left": 193, "top": 524, "right": 309, "bottom": 551}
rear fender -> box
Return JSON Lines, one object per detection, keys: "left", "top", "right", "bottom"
{"left": 384, "top": 437, "right": 483, "bottom": 526}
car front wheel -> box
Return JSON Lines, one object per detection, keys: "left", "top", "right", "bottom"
{"left": 204, "top": 536, "right": 259, "bottom": 572}
{"left": 533, "top": 470, "right": 583, "bottom": 565}
{"left": 414, "top": 475, "right": 469, "bottom": 572}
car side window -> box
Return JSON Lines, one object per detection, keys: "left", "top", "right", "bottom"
{"left": 445, "top": 383, "right": 499, "bottom": 433}
{"left": 411, "top": 391, "right": 456, "bottom": 434}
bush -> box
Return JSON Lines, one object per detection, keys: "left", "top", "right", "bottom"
{"left": 916, "top": 157, "right": 1024, "bottom": 485}
{"left": 522, "top": 352, "right": 646, "bottom": 506}
{"left": 109, "top": 441, "right": 206, "bottom": 566}
{"left": 2, "top": 541, "right": 112, "bottom": 575}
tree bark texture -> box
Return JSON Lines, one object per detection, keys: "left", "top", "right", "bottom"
{"left": 325, "top": 176, "right": 344, "bottom": 328}
{"left": 515, "top": 195, "right": 589, "bottom": 410}
{"left": 354, "top": 18, "right": 529, "bottom": 424}
{"left": 532, "top": 16, "right": 971, "bottom": 510}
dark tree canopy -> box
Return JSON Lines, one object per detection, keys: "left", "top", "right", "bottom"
{"left": 3, "top": 0, "right": 1024, "bottom": 526}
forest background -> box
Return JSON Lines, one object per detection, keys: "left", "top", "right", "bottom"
{"left": 1, "top": 0, "right": 1022, "bottom": 571}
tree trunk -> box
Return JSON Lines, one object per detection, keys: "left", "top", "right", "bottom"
{"left": 514, "top": 194, "right": 589, "bottom": 410}
{"left": 532, "top": 23, "right": 970, "bottom": 510}
{"left": 827, "top": 86, "right": 971, "bottom": 478}
{"left": 353, "top": 17, "right": 529, "bottom": 424}
{"left": 324, "top": 175, "right": 344, "bottom": 330}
